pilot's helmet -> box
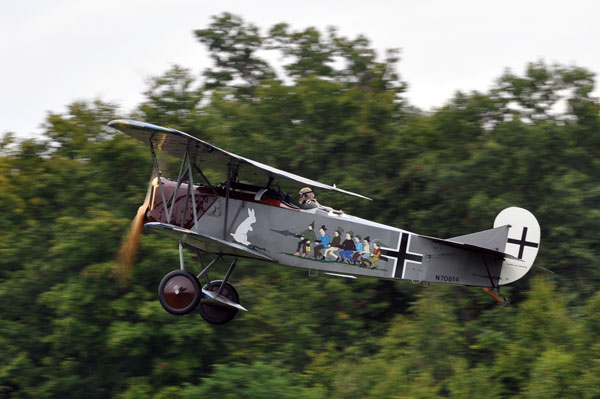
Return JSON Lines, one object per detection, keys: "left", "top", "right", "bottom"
{"left": 298, "top": 187, "right": 315, "bottom": 200}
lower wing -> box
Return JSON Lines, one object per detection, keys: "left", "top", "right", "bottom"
{"left": 145, "top": 222, "right": 273, "bottom": 262}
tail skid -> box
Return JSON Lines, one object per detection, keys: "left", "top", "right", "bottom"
{"left": 482, "top": 287, "right": 509, "bottom": 305}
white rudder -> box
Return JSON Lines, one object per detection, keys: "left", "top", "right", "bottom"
{"left": 494, "top": 207, "right": 541, "bottom": 285}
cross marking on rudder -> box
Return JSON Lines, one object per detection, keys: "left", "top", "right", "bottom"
{"left": 507, "top": 227, "right": 539, "bottom": 259}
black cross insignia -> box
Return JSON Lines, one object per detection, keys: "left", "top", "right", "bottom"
{"left": 381, "top": 232, "right": 423, "bottom": 278}
{"left": 507, "top": 227, "right": 539, "bottom": 259}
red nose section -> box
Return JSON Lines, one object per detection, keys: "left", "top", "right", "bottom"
{"left": 146, "top": 178, "right": 218, "bottom": 229}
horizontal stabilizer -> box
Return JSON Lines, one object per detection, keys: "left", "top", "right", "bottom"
{"left": 418, "top": 233, "right": 523, "bottom": 262}
{"left": 144, "top": 222, "right": 273, "bottom": 261}
{"left": 450, "top": 225, "right": 510, "bottom": 252}
{"left": 201, "top": 289, "right": 247, "bottom": 311}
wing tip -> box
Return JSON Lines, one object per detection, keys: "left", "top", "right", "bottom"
{"left": 108, "top": 119, "right": 139, "bottom": 128}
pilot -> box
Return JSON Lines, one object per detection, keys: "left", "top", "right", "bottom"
{"left": 298, "top": 187, "right": 319, "bottom": 209}
{"left": 298, "top": 187, "right": 339, "bottom": 213}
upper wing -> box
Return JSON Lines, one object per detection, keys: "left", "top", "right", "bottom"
{"left": 108, "top": 119, "right": 372, "bottom": 201}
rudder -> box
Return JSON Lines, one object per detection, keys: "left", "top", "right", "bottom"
{"left": 493, "top": 207, "right": 541, "bottom": 285}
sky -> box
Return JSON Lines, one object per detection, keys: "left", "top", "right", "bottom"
{"left": 1, "top": 0, "right": 599, "bottom": 138}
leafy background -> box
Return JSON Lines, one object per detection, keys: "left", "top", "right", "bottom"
{"left": 1, "top": 12, "right": 600, "bottom": 398}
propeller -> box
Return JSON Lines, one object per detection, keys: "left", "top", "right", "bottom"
{"left": 115, "top": 172, "right": 159, "bottom": 287}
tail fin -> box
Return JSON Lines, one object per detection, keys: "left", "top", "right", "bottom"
{"left": 493, "top": 207, "right": 541, "bottom": 285}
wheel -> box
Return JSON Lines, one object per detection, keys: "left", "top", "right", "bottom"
{"left": 158, "top": 270, "right": 201, "bottom": 315}
{"left": 198, "top": 280, "right": 240, "bottom": 325}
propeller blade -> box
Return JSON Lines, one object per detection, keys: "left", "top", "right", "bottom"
{"left": 115, "top": 172, "right": 159, "bottom": 287}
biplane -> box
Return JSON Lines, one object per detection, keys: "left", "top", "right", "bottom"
{"left": 109, "top": 119, "right": 541, "bottom": 324}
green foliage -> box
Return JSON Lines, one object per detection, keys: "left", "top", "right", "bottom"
{"left": 2, "top": 13, "right": 600, "bottom": 399}
{"left": 194, "top": 12, "right": 275, "bottom": 98}
{"left": 180, "top": 361, "right": 324, "bottom": 399}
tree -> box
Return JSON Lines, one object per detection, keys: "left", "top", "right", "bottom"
{"left": 180, "top": 362, "right": 323, "bottom": 399}
{"left": 194, "top": 12, "right": 275, "bottom": 98}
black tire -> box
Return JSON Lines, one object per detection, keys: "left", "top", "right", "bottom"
{"left": 158, "top": 270, "right": 201, "bottom": 315}
{"left": 198, "top": 280, "right": 240, "bottom": 325}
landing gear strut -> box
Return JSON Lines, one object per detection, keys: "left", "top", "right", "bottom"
{"left": 198, "top": 280, "right": 240, "bottom": 324}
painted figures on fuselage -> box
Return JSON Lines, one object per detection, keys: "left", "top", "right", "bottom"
{"left": 313, "top": 226, "right": 331, "bottom": 259}
{"left": 268, "top": 189, "right": 385, "bottom": 269}
{"left": 351, "top": 235, "right": 363, "bottom": 264}
{"left": 294, "top": 221, "right": 316, "bottom": 257}
{"left": 324, "top": 228, "right": 342, "bottom": 260}
{"left": 353, "top": 236, "right": 371, "bottom": 264}
{"left": 362, "top": 242, "right": 382, "bottom": 269}
{"left": 281, "top": 225, "right": 384, "bottom": 269}
{"left": 338, "top": 232, "right": 356, "bottom": 263}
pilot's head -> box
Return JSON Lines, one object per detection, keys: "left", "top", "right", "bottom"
{"left": 298, "top": 187, "right": 315, "bottom": 203}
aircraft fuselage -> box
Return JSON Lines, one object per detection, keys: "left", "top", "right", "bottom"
{"left": 146, "top": 179, "right": 504, "bottom": 286}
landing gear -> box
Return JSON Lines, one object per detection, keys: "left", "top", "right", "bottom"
{"left": 157, "top": 242, "right": 244, "bottom": 323}
{"left": 158, "top": 270, "right": 201, "bottom": 315}
{"left": 198, "top": 280, "right": 240, "bottom": 325}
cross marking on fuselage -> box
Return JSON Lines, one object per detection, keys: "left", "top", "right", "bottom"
{"left": 381, "top": 232, "right": 423, "bottom": 279}
{"left": 507, "top": 227, "right": 539, "bottom": 259}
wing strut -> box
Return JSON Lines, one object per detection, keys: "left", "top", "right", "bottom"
{"left": 223, "top": 162, "right": 234, "bottom": 240}
{"left": 150, "top": 140, "right": 172, "bottom": 224}
{"left": 166, "top": 146, "right": 187, "bottom": 224}
{"left": 193, "top": 163, "right": 219, "bottom": 196}
{"left": 186, "top": 148, "right": 199, "bottom": 230}
{"left": 150, "top": 138, "right": 207, "bottom": 231}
